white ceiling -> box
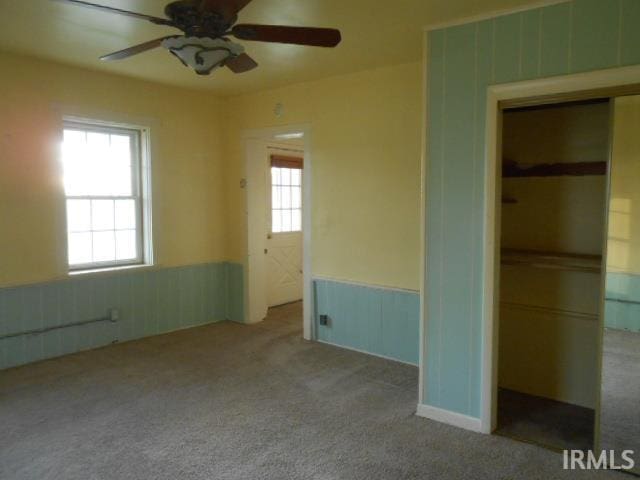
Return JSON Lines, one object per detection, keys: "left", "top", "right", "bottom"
{"left": 0, "top": 0, "right": 547, "bottom": 96}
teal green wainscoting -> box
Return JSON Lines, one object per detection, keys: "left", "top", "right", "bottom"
{"left": 605, "top": 273, "right": 640, "bottom": 333}
{"left": 313, "top": 279, "right": 419, "bottom": 365}
{"left": 425, "top": 0, "right": 640, "bottom": 419}
{"left": 0, "top": 262, "right": 244, "bottom": 370}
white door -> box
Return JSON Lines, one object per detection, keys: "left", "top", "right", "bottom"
{"left": 267, "top": 232, "right": 302, "bottom": 306}
{"left": 267, "top": 155, "right": 303, "bottom": 307}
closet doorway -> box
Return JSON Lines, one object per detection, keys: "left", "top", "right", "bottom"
{"left": 494, "top": 99, "right": 611, "bottom": 451}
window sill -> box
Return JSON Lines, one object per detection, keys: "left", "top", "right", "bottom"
{"left": 68, "top": 263, "right": 156, "bottom": 279}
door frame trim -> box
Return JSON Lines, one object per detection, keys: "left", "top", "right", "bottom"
{"left": 242, "top": 124, "right": 313, "bottom": 340}
{"left": 481, "top": 64, "right": 640, "bottom": 435}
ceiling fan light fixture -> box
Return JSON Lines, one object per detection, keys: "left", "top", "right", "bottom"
{"left": 161, "top": 36, "right": 244, "bottom": 75}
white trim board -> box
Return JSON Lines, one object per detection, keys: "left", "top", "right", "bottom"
{"left": 480, "top": 64, "right": 640, "bottom": 435}
{"left": 416, "top": 404, "right": 482, "bottom": 432}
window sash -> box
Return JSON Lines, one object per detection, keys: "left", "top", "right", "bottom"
{"left": 62, "top": 121, "right": 145, "bottom": 270}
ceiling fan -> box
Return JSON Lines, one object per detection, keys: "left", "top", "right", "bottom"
{"left": 53, "top": 0, "right": 342, "bottom": 75}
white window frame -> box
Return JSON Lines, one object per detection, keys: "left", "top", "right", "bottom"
{"left": 62, "top": 118, "right": 153, "bottom": 272}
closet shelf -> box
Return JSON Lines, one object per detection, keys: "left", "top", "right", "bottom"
{"left": 501, "top": 248, "right": 602, "bottom": 273}
{"left": 502, "top": 160, "right": 607, "bottom": 178}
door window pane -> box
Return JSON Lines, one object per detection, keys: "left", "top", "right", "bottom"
{"left": 271, "top": 166, "right": 302, "bottom": 233}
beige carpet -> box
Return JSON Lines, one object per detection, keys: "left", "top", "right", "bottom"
{"left": 600, "top": 328, "right": 640, "bottom": 475}
{"left": 0, "top": 302, "right": 622, "bottom": 479}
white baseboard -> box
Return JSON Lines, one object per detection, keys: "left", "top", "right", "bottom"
{"left": 416, "top": 404, "right": 483, "bottom": 433}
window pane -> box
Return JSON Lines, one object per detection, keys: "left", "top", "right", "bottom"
{"left": 115, "top": 200, "right": 136, "bottom": 230}
{"left": 272, "top": 185, "right": 282, "bottom": 209}
{"left": 62, "top": 130, "right": 89, "bottom": 196}
{"left": 91, "top": 157, "right": 113, "bottom": 196}
{"left": 272, "top": 210, "right": 282, "bottom": 233}
{"left": 271, "top": 167, "right": 281, "bottom": 185}
{"left": 68, "top": 232, "right": 92, "bottom": 265}
{"left": 291, "top": 168, "right": 301, "bottom": 186}
{"left": 91, "top": 200, "right": 114, "bottom": 231}
{"left": 66, "top": 199, "right": 91, "bottom": 232}
{"left": 280, "top": 168, "right": 291, "bottom": 186}
{"left": 92, "top": 231, "right": 115, "bottom": 262}
{"left": 87, "top": 132, "right": 109, "bottom": 162}
{"left": 282, "top": 186, "right": 292, "bottom": 209}
{"left": 108, "top": 164, "right": 133, "bottom": 196}
{"left": 62, "top": 130, "right": 86, "bottom": 163}
{"left": 292, "top": 209, "right": 302, "bottom": 231}
{"left": 110, "top": 135, "right": 131, "bottom": 165}
{"left": 291, "top": 186, "right": 301, "bottom": 209}
{"left": 282, "top": 209, "right": 292, "bottom": 231}
{"left": 115, "top": 230, "right": 137, "bottom": 260}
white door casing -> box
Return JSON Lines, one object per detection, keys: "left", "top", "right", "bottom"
{"left": 243, "top": 124, "right": 313, "bottom": 339}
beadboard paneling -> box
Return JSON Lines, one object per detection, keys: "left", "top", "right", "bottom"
{"left": 425, "top": 0, "right": 640, "bottom": 418}
{"left": 314, "top": 279, "right": 419, "bottom": 365}
{"left": 605, "top": 272, "right": 640, "bottom": 332}
{"left": 0, "top": 262, "right": 244, "bottom": 370}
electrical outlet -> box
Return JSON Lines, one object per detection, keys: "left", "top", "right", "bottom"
{"left": 319, "top": 314, "right": 329, "bottom": 326}
{"left": 109, "top": 308, "right": 120, "bottom": 322}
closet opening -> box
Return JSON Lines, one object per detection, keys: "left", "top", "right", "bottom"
{"left": 494, "top": 98, "right": 611, "bottom": 451}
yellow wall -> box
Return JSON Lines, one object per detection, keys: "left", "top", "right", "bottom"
{"left": 608, "top": 95, "right": 640, "bottom": 275}
{"left": 223, "top": 62, "right": 422, "bottom": 291}
{"left": 0, "top": 51, "right": 227, "bottom": 287}
{"left": 0, "top": 52, "right": 422, "bottom": 293}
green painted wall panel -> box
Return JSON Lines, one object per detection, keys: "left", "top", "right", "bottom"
{"left": 494, "top": 13, "right": 522, "bottom": 83}
{"left": 605, "top": 273, "right": 640, "bottom": 332}
{"left": 226, "top": 262, "right": 245, "bottom": 323}
{"left": 540, "top": 2, "right": 571, "bottom": 77}
{"left": 426, "top": 28, "right": 445, "bottom": 406}
{"left": 571, "top": 0, "right": 621, "bottom": 73}
{"left": 521, "top": 9, "right": 541, "bottom": 79}
{"left": 620, "top": 0, "right": 640, "bottom": 66}
{"left": 314, "top": 279, "right": 419, "bottom": 365}
{"left": 437, "top": 23, "right": 478, "bottom": 414}
{"left": 425, "top": 0, "right": 640, "bottom": 419}
{"left": 0, "top": 262, "right": 243, "bottom": 370}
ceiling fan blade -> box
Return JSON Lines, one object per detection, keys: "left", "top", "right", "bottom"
{"left": 52, "top": 0, "right": 174, "bottom": 26}
{"left": 225, "top": 53, "right": 258, "bottom": 73}
{"left": 199, "top": 0, "right": 254, "bottom": 21}
{"left": 232, "top": 24, "right": 342, "bottom": 47}
{"left": 100, "top": 36, "right": 176, "bottom": 61}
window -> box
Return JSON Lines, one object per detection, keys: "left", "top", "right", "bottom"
{"left": 61, "top": 120, "right": 150, "bottom": 270}
{"left": 270, "top": 155, "right": 303, "bottom": 233}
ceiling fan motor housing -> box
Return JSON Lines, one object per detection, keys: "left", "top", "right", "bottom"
{"left": 164, "top": 0, "right": 235, "bottom": 37}
{"left": 162, "top": 37, "right": 244, "bottom": 75}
